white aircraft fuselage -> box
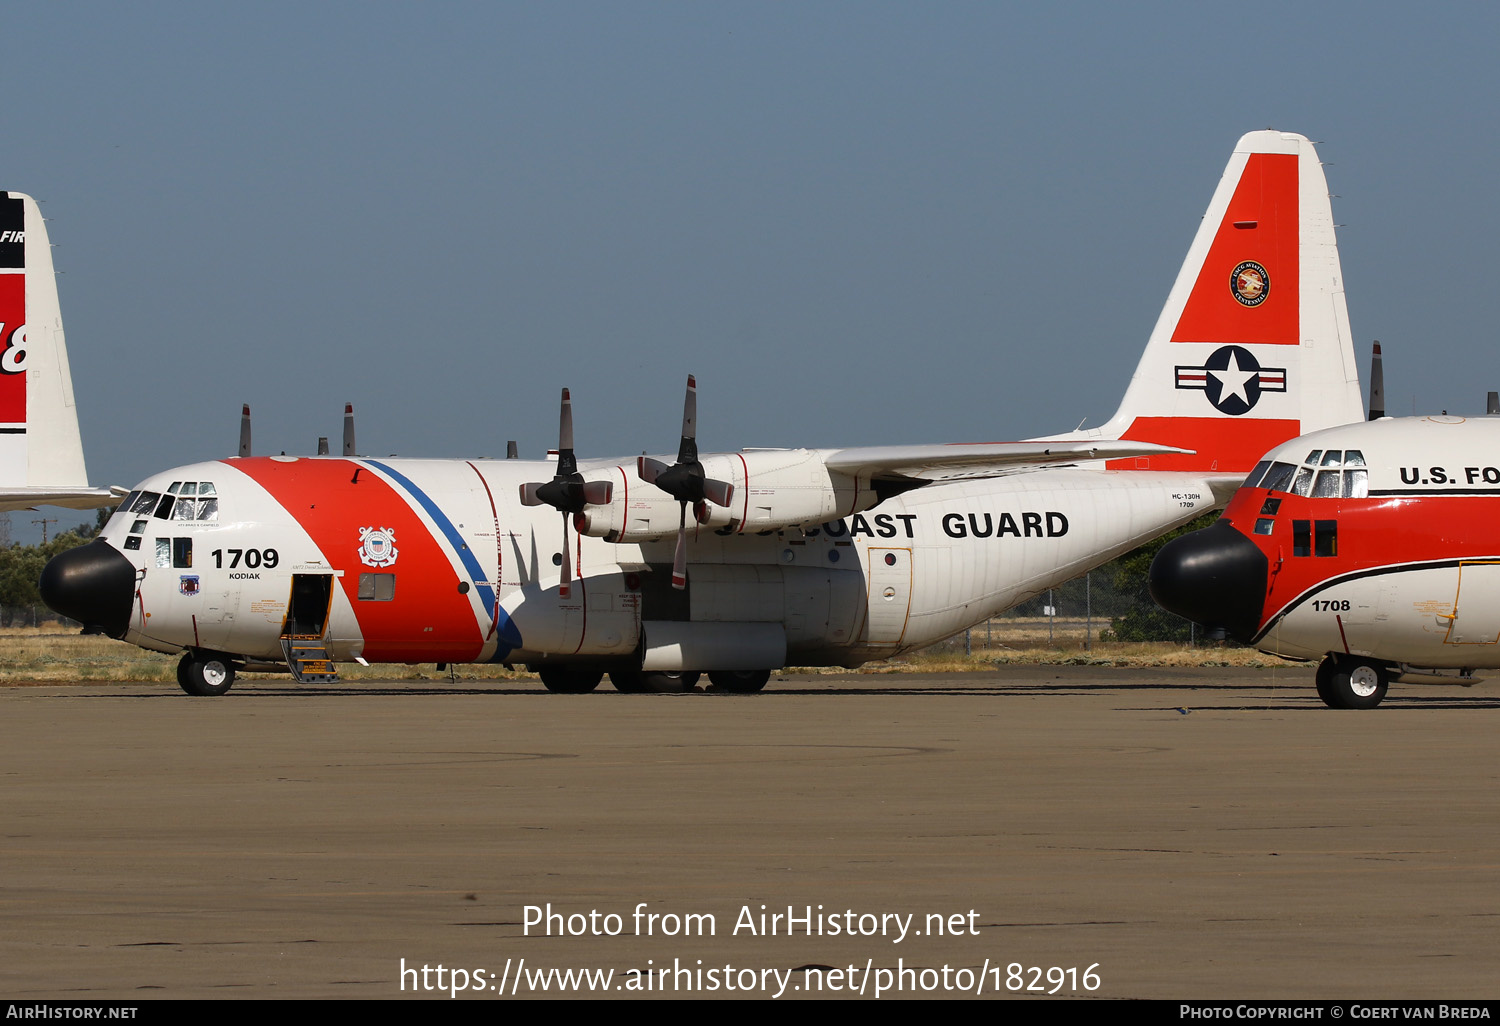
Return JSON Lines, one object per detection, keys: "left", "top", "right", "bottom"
{"left": 86, "top": 455, "right": 1222, "bottom": 671}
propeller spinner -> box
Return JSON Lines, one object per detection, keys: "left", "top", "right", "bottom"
{"left": 520, "top": 389, "right": 613, "bottom": 597}
{"left": 638, "top": 375, "right": 734, "bottom": 589}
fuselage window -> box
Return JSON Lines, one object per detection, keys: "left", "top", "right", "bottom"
{"left": 156, "top": 538, "right": 171, "bottom": 568}
{"left": 1315, "top": 520, "right": 1338, "bottom": 557}
{"left": 173, "top": 537, "right": 193, "bottom": 568}
{"left": 358, "top": 573, "right": 396, "bottom": 601}
{"left": 1292, "top": 520, "right": 1311, "bottom": 556}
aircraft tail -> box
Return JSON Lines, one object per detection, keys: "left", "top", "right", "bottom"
{"left": 1057, "top": 131, "right": 1363, "bottom": 473}
{"left": 0, "top": 192, "right": 114, "bottom": 512}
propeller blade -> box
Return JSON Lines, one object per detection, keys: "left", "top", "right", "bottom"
{"left": 557, "top": 388, "right": 578, "bottom": 477}
{"left": 582, "top": 480, "right": 613, "bottom": 505}
{"left": 638, "top": 456, "right": 669, "bottom": 485}
{"left": 343, "top": 403, "right": 357, "bottom": 457}
{"left": 677, "top": 374, "right": 698, "bottom": 464}
{"left": 1368, "top": 341, "right": 1385, "bottom": 421}
{"left": 702, "top": 477, "right": 734, "bottom": 508}
{"left": 559, "top": 515, "right": 572, "bottom": 598}
{"left": 671, "top": 504, "right": 688, "bottom": 590}
{"left": 519, "top": 482, "right": 546, "bottom": 506}
{"left": 239, "top": 404, "right": 252, "bottom": 458}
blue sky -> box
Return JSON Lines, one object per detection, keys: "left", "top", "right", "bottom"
{"left": 6, "top": 2, "right": 1498, "bottom": 536}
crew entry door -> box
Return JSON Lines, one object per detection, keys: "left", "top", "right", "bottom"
{"left": 284, "top": 574, "right": 335, "bottom": 638}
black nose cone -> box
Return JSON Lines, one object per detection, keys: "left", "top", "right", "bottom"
{"left": 40, "top": 539, "right": 136, "bottom": 639}
{"left": 1149, "top": 520, "right": 1269, "bottom": 643}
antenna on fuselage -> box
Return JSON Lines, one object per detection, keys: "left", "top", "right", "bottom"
{"left": 1368, "top": 342, "right": 1385, "bottom": 420}
{"left": 343, "top": 403, "right": 357, "bottom": 457}
{"left": 239, "top": 404, "right": 252, "bottom": 457}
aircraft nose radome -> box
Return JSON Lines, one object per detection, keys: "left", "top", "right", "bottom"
{"left": 39, "top": 539, "right": 136, "bottom": 640}
{"left": 1148, "top": 520, "right": 1268, "bottom": 643}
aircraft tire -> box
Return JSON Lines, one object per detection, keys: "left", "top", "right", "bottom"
{"left": 177, "top": 651, "right": 236, "bottom": 697}
{"left": 538, "top": 666, "right": 604, "bottom": 694}
{"left": 707, "top": 669, "right": 771, "bottom": 693}
{"left": 610, "top": 670, "right": 699, "bottom": 693}
{"left": 1314, "top": 657, "right": 1341, "bottom": 707}
{"left": 1321, "top": 656, "right": 1388, "bottom": 710}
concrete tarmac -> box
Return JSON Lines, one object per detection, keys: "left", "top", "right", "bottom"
{"left": 3, "top": 665, "right": 1499, "bottom": 1000}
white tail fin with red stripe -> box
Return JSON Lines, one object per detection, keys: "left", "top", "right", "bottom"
{"left": 0, "top": 192, "right": 116, "bottom": 511}
{"left": 1053, "top": 131, "right": 1362, "bottom": 473}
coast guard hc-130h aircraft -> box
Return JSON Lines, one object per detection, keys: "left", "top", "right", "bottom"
{"left": 41, "top": 130, "right": 1364, "bottom": 696}
{"left": 0, "top": 192, "right": 118, "bottom": 513}
{"left": 1151, "top": 349, "right": 1500, "bottom": 709}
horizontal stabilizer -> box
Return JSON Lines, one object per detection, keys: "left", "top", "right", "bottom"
{"left": 824, "top": 439, "right": 1191, "bottom": 484}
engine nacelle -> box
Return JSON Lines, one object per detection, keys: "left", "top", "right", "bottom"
{"left": 574, "top": 448, "right": 864, "bottom": 542}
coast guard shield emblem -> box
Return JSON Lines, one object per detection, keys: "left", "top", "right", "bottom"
{"left": 358, "top": 526, "right": 399, "bottom": 568}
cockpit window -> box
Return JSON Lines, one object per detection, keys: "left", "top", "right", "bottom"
{"left": 1312, "top": 470, "right": 1342, "bottom": 498}
{"left": 1260, "top": 462, "right": 1297, "bottom": 493}
{"left": 1260, "top": 450, "right": 1369, "bottom": 499}
{"left": 146, "top": 482, "right": 220, "bottom": 522}
{"left": 1291, "top": 467, "right": 1315, "bottom": 497}
{"left": 128, "top": 491, "right": 161, "bottom": 516}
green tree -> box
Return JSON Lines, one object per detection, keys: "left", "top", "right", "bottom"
{"left": 1102, "top": 512, "right": 1219, "bottom": 642}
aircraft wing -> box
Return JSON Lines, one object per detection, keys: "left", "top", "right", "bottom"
{"left": 823, "top": 440, "right": 1192, "bottom": 484}
{"left": 0, "top": 486, "right": 126, "bottom": 514}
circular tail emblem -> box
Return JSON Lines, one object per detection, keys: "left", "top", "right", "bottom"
{"left": 1231, "top": 261, "right": 1269, "bottom": 306}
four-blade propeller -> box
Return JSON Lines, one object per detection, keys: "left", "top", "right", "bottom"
{"left": 519, "top": 388, "right": 614, "bottom": 597}
{"left": 638, "top": 375, "right": 735, "bottom": 589}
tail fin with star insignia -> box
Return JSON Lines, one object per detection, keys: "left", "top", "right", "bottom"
{"left": 1051, "top": 130, "right": 1362, "bottom": 474}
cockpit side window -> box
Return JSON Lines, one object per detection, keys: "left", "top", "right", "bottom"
{"left": 1244, "top": 461, "right": 1271, "bottom": 488}
{"left": 1260, "top": 462, "right": 1297, "bottom": 493}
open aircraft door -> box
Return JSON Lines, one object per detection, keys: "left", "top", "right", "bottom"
{"left": 863, "top": 547, "right": 912, "bottom": 645}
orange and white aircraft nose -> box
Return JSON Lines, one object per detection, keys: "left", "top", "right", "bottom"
{"left": 1149, "top": 520, "right": 1269, "bottom": 642}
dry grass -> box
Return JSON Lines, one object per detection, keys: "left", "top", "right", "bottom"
{"left": 0, "top": 618, "right": 1295, "bottom": 684}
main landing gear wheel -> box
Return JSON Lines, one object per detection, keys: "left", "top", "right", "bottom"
{"left": 609, "top": 670, "right": 701, "bottom": 693}
{"left": 707, "top": 669, "right": 771, "bottom": 693}
{"left": 177, "top": 651, "right": 237, "bottom": 697}
{"left": 537, "top": 666, "right": 604, "bottom": 694}
{"left": 1316, "top": 655, "right": 1389, "bottom": 709}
